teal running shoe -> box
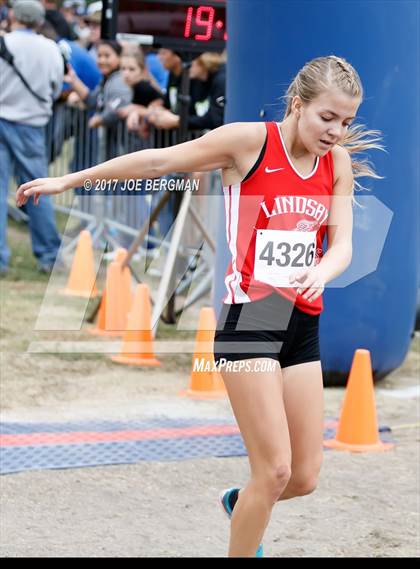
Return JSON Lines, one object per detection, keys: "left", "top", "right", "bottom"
{"left": 219, "top": 488, "right": 264, "bottom": 557}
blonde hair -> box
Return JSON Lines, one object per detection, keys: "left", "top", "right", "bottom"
{"left": 282, "top": 55, "right": 385, "bottom": 192}
{"left": 122, "top": 45, "right": 146, "bottom": 70}
{"left": 195, "top": 51, "right": 226, "bottom": 74}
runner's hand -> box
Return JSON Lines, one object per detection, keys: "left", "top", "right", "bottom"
{"left": 289, "top": 267, "right": 326, "bottom": 303}
{"left": 16, "top": 177, "right": 68, "bottom": 207}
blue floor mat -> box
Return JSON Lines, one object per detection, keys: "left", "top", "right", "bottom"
{"left": 0, "top": 417, "right": 392, "bottom": 475}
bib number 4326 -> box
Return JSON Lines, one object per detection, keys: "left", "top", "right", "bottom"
{"left": 254, "top": 229, "right": 316, "bottom": 287}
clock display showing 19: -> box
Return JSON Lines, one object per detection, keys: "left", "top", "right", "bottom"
{"left": 117, "top": 1, "right": 227, "bottom": 48}
{"left": 184, "top": 5, "right": 227, "bottom": 41}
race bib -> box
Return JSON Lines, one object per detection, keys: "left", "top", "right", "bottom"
{"left": 254, "top": 229, "right": 316, "bottom": 287}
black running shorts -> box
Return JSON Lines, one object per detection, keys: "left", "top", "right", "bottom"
{"left": 214, "top": 292, "right": 320, "bottom": 368}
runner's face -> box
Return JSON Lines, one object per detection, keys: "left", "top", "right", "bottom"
{"left": 297, "top": 89, "right": 360, "bottom": 155}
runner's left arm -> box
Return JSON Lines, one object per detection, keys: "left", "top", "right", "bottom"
{"left": 289, "top": 146, "right": 354, "bottom": 300}
{"left": 316, "top": 146, "right": 354, "bottom": 284}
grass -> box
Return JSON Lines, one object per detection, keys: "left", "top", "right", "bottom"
{"left": 1, "top": 216, "right": 199, "bottom": 370}
{"left": 1, "top": 213, "right": 70, "bottom": 282}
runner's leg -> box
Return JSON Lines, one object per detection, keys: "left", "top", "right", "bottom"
{"left": 277, "top": 360, "right": 324, "bottom": 500}
{"left": 220, "top": 358, "right": 291, "bottom": 557}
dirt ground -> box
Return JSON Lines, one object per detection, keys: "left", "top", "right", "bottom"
{"left": 1, "top": 266, "right": 419, "bottom": 557}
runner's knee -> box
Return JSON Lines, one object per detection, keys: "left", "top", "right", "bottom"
{"left": 256, "top": 463, "right": 292, "bottom": 502}
{"left": 279, "top": 461, "right": 322, "bottom": 499}
{"left": 287, "top": 474, "right": 319, "bottom": 497}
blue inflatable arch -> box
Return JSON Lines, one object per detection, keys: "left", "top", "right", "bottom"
{"left": 214, "top": 0, "right": 419, "bottom": 384}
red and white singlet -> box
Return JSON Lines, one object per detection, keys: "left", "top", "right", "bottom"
{"left": 223, "top": 121, "right": 334, "bottom": 315}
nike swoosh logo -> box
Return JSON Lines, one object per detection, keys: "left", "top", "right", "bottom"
{"left": 265, "top": 167, "right": 285, "bottom": 173}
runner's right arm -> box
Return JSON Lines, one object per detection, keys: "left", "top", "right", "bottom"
{"left": 16, "top": 122, "right": 255, "bottom": 206}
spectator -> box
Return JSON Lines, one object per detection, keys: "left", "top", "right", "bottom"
{"left": 146, "top": 51, "right": 226, "bottom": 249}
{"left": 187, "top": 51, "right": 226, "bottom": 130}
{"left": 154, "top": 47, "right": 204, "bottom": 118}
{"left": 60, "top": 0, "right": 87, "bottom": 41}
{"left": 117, "top": 46, "right": 165, "bottom": 248}
{"left": 149, "top": 51, "right": 226, "bottom": 131}
{"left": 0, "top": 0, "right": 64, "bottom": 275}
{"left": 64, "top": 39, "right": 132, "bottom": 160}
{"left": 82, "top": 9, "right": 100, "bottom": 60}
{"left": 59, "top": 36, "right": 101, "bottom": 92}
{"left": 38, "top": 19, "right": 101, "bottom": 93}
{"left": 42, "top": 0, "right": 75, "bottom": 40}
{"left": 118, "top": 47, "right": 164, "bottom": 135}
{"left": 142, "top": 47, "right": 205, "bottom": 239}
{"left": 38, "top": 19, "right": 101, "bottom": 166}
{"left": 142, "top": 45, "right": 168, "bottom": 93}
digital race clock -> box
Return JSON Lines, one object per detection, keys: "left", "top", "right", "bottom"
{"left": 116, "top": 0, "right": 227, "bottom": 52}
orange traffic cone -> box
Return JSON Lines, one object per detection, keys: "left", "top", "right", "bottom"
{"left": 62, "top": 230, "right": 98, "bottom": 297}
{"left": 88, "top": 248, "right": 133, "bottom": 336}
{"left": 111, "top": 283, "right": 161, "bottom": 366}
{"left": 98, "top": 261, "right": 132, "bottom": 336}
{"left": 92, "top": 288, "right": 107, "bottom": 334}
{"left": 324, "top": 349, "right": 393, "bottom": 452}
{"left": 180, "top": 307, "right": 227, "bottom": 399}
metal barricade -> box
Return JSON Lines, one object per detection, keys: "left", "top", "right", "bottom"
{"left": 43, "top": 107, "right": 219, "bottom": 250}
{"left": 7, "top": 105, "right": 222, "bottom": 317}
